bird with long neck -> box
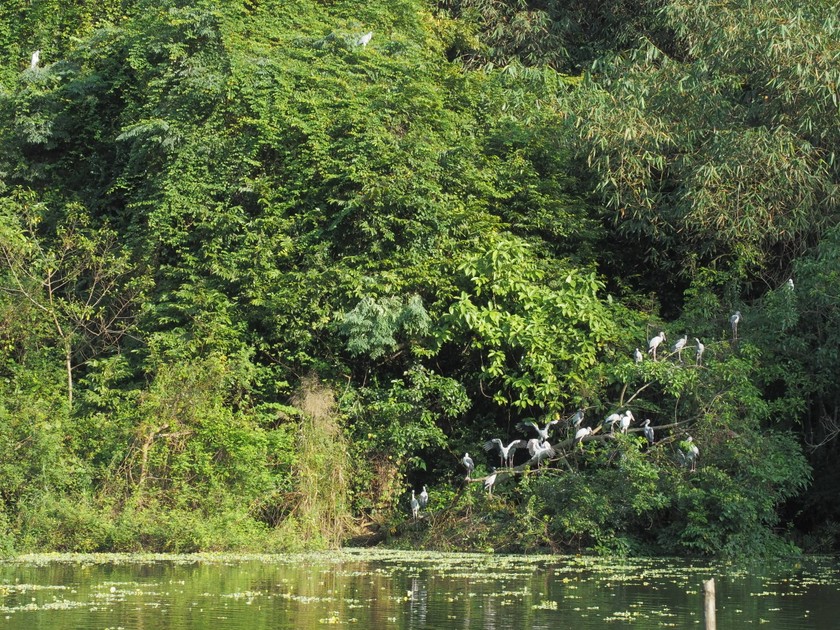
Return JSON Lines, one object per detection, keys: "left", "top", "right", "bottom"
{"left": 461, "top": 452, "right": 474, "bottom": 479}
{"left": 730, "top": 311, "right": 741, "bottom": 341}
{"left": 484, "top": 438, "right": 527, "bottom": 468}
{"left": 648, "top": 331, "right": 666, "bottom": 360}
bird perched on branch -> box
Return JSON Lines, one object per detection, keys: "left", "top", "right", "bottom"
{"left": 574, "top": 426, "right": 592, "bottom": 448}
{"left": 730, "top": 311, "right": 741, "bottom": 340}
{"left": 695, "top": 338, "right": 705, "bottom": 366}
{"left": 517, "top": 417, "right": 560, "bottom": 444}
{"left": 568, "top": 408, "right": 585, "bottom": 429}
{"left": 648, "top": 331, "right": 666, "bottom": 360}
{"left": 484, "top": 468, "right": 498, "bottom": 495}
{"left": 30, "top": 50, "right": 40, "bottom": 69}
{"left": 526, "top": 439, "right": 555, "bottom": 467}
{"left": 603, "top": 411, "right": 622, "bottom": 433}
{"left": 410, "top": 490, "right": 419, "bottom": 521}
{"left": 634, "top": 347, "right": 643, "bottom": 363}
{"left": 484, "top": 438, "right": 527, "bottom": 468}
{"left": 418, "top": 485, "right": 428, "bottom": 509}
{"left": 356, "top": 31, "right": 373, "bottom": 46}
{"left": 619, "top": 410, "right": 635, "bottom": 434}
{"left": 679, "top": 436, "right": 700, "bottom": 472}
{"left": 673, "top": 335, "right": 688, "bottom": 362}
{"left": 461, "top": 453, "right": 474, "bottom": 479}
{"left": 642, "top": 419, "right": 654, "bottom": 446}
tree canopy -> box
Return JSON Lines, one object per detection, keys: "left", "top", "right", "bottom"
{"left": 0, "top": 0, "right": 836, "bottom": 556}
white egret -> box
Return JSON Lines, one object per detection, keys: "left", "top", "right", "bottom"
{"left": 526, "top": 438, "right": 555, "bottom": 467}
{"left": 461, "top": 452, "right": 474, "bottom": 479}
{"left": 30, "top": 50, "right": 40, "bottom": 69}
{"left": 410, "top": 490, "right": 419, "bottom": 521}
{"left": 517, "top": 417, "right": 560, "bottom": 444}
{"left": 356, "top": 31, "right": 373, "bottom": 47}
{"left": 730, "top": 311, "right": 741, "bottom": 340}
{"left": 418, "top": 485, "right": 428, "bottom": 509}
{"left": 484, "top": 468, "right": 498, "bottom": 495}
{"left": 483, "top": 438, "right": 527, "bottom": 468}
{"left": 672, "top": 335, "right": 688, "bottom": 362}
{"left": 619, "top": 410, "right": 634, "bottom": 434}
{"left": 603, "top": 411, "right": 622, "bottom": 433}
{"left": 634, "top": 347, "right": 643, "bottom": 363}
{"left": 574, "top": 426, "right": 592, "bottom": 448}
{"left": 695, "top": 338, "right": 705, "bottom": 366}
{"left": 681, "top": 436, "right": 699, "bottom": 472}
{"left": 787, "top": 278, "right": 794, "bottom": 290}
{"left": 648, "top": 331, "right": 666, "bottom": 360}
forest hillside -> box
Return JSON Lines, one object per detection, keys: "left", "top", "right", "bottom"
{"left": 0, "top": 0, "right": 837, "bottom": 556}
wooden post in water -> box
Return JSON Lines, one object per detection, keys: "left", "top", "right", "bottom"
{"left": 703, "top": 578, "right": 716, "bottom": 630}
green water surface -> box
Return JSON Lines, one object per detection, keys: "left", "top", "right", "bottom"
{"left": 1, "top": 550, "right": 836, "bottom": 628}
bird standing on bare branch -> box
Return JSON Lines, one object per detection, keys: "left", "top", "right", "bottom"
{"left": 484, "top": 468, "right": 498, "bottom": 494}
{"left": 461, "top": 453, "right": 474, "bottom": 479}
{"left": 642, "top": 419, "right": 654, "bottom": 445}
{"left": 484, "top": 438, "right": 527, "bottom": 468}
{"left": 648, "top": 331, "right": 666, "bottom": 360}
{"left": 575, "top": 426, "right": 592, "bottom": 448}
{"left": 619, "top": 410, "right": 634, "bottom": 434}
{"left": 673, "top": 335, "right": 688, "bottom": 362}
{"left": 410, "top": 490, "right": 419, "bottom": 521}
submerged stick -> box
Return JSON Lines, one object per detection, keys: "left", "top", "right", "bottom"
{"left": 703, "top": 578, "right": 716, "bottom": 630}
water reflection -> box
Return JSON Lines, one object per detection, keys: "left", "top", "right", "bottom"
{"left": 0, "top": 551, "right": 837, "bottom": 629}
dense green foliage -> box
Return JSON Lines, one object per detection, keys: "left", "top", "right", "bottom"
{"left": 0, "top": 0, "right": 836, "bottom": 556}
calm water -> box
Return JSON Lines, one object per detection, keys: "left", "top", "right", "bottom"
{"left": 1, "top": 550, "right": 838, "bottom": 628}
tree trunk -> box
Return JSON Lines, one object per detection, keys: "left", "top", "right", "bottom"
{"left": 64, "top": 340, "right": 73, "bottom": 407}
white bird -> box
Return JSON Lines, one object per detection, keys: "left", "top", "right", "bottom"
{"left": 603, "top": 411, "right": 622, "bottom": 433}
{"left": 418, "top": 485, "right": 428, "bottom": 509}
{"left": 681, "top": 436, "right": 700, "bottom": 472}
{"left": 672, "top": 335, "right": 688, "bottom": 362}
{"left": 787, "top": 278, "right": 794, "bottom": 290}
{"left": 30, "top": 50, "right": 40, "bottom": 69}
{"left": 356, "top": 31, "right": 373, "bottom": 47}
{"left": 648, "top": 331, "right": 666, "bottom": 360}
{"left": 642, "top": 419, "right": 654, "bottom": 445}
{"left": 619, "top": 410, "right": 634, "bottom": 434}
{"left": 484, "top": 468, "right": 498, "bottom": 495}
{"left": 461, "top": 452, "right": 474, "bottom": 479}
{"left": 410, "top": 490, "right": 419, "bottom": 521}
{"left": 517, "top": 417, "right": 560, "bottom": 444}
{"left": 526, "top": 438, "right": 555, "bottom": 467}
{"left": 695, "top": 338, "right": 705, "bottom": 365}
{"left": 730, "top": 311, "right": 741, "bottom": 340}
{"left": 484, "top": 438, "right": 527, "bottom": 468}
{"left": 568, "top": 408, "right": 585, "bottom": 428}
{"left": 634, "top": 347, "right": 643, "bottom": 363}
{"left": 574, "top": 426, "right": 593, "bottom": 447}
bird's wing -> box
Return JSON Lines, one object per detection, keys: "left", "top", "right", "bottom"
{"left": 516, "top": 420, "right": 539, "bottom": 435}
{"left": 483, "top": 439, "right": 500, "bottom": 452}
{"left": 507, "top": 439, "right": 528, "bottom": 452}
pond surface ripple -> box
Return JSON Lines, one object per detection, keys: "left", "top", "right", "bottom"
{"left": 1, "top": 550, "right": 837, "bottom": 628}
